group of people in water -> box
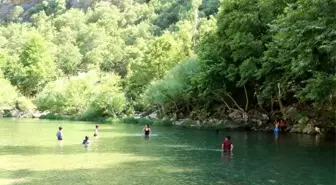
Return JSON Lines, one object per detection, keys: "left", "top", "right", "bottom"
{"left": 56, "top": 124, "right": 153, "bottom": 145}
{"left": 55, "top": 124, "right": 235, "bottom": 152}
{"left": 56, "top": 125, "right": 99, "bottom": 146}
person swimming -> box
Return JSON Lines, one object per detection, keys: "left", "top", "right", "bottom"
{"left": 94, "top": 125, "right": 99, "bottom": 137}
{"left": 143, "top": 125, "right": 151, "bottom": 136}
{"left": 82, "top": 136, "right": 90, "bottom": 145}
{"left": 56, "top": 126, "right": 63, "bottom": 141}
{"left": 216, "top": 129, "right": 220, "bottom": 134}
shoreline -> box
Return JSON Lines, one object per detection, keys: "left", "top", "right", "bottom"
{"left": 1, "top": 111, "right": 334, "bottom": 136}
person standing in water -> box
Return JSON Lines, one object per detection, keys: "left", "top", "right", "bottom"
{"left": 82, "top": 136, "right": 90, "bottom": 145}
{"left": 274, "top": 119, "right": 279, "bottom": 134}
{"left": 56, "top": 126, "right": 63, "bottom": 141}
{"left": 94, "top": 125, "right": 99, "bottom": 137}
{"left": 222, "top": 136, "right": 233, "bottom": 152}
{"left": 143, "top": 125, "right": 151, "bottom": 136}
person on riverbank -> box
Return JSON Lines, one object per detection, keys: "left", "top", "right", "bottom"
{"left": 222, "top": 136, "right": 233, "bottom": 152}
{"left": 279, "top": 119, "right": 287, "bottom": 132}
{"left": 82, "top": 136, "right": 90, "bottom": 145}
{"left": 56, "top": 126, "right": 63, "bottom": 141}
{"left": 94, "top": 125, "right": 99, "bottom": 137}
{"left": 143, "top": 125, "right": 151, "bottom": 136}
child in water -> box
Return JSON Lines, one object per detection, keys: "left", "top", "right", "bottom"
{"left": 82, "top": 136, "right": 90, "bottom": 145}
{"left": 56, "top": 126, "right": 63, "bottom": 141}
{"left": 94, "top": 125, "right": 99, "bottom": 137}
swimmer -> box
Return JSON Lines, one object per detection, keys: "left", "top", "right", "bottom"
{"left": 56, "top": 126, "right": 63, "bottom": 141}
{"left": 82, "top": 136, "right": 90, "bottom": 145}
{"left": 216, "top": 129, "right": 220, "bottom": 134}
{"left": 143, "top": 125, "right": 151, "bottom": 136}
{"left": 94, "top": 125, "right": 99, "bottom": 137}
{"left": 222, "top": 136, "right": 233, "bottom": 152}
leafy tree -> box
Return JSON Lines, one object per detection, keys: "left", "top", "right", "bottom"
{"left": 3, "top": 33, "right": 58, "bottom": 96}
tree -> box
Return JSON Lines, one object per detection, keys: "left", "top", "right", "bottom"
{"left": 3, "top": 34, "right": 58, "bottom": 96}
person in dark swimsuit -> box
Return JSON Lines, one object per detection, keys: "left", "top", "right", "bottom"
{"left": 143, "top": 125, "right": 151, "bottom": 136}
{"left": 56, "top": 126, "right": 63, "bottom": 141}
{"left": 82, "top": 136, "right": 90, "bottom": 145}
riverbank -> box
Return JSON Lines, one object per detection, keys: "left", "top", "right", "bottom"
{"left": 1, "top": 108, "right": 334, "bottom": 136}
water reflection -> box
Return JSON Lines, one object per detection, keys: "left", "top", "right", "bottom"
{"left": 221, "top": 152, "right": 233, "bottom": 162}
{"left": 57, "top": 141, "right": 63, "bottom": 153}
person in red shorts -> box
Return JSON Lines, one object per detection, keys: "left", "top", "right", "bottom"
{"left": 222, "top": 136, "right": 233, "bottom": 152}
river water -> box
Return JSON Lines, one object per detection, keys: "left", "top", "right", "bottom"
{"left": 0, "top": 118, "right": 334, "bottom": 185}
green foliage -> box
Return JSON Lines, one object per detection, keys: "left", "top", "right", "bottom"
{"left": 143, "top": 58, "right": 201, "bottom": 115}
{"left": 2, "top": 33, "right": 58, "bottom": 96}
{"left": 35, "top": 70, "right": 126, "bottom": 118}
{"left": 0, "top": 0, "right": 334, "bottom": 128}
{"left": 0, "top": 72, "right": 19, "bottom": 110}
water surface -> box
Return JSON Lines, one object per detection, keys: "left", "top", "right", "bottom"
{"left": 0, "top": 118, "right": 334, "bottom": 185}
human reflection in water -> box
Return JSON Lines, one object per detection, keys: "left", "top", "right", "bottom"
{"left": 144, "top": 135, "right": 150, "bottom": 141}
{"left": 315, "top": 134, "right": 320, "bottom": 146}
{"left": 57, "top": 141, "right": 63, "bottom": 153}
{"left": 275, "top": 133, "right": 279, "bottom": 143}
{"left": 221, "top": 151, "right": 233, "bottom": 161}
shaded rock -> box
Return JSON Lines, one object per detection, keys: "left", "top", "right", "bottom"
{"left": 173, "top": 118, "right": 193, "bottom": 127}
{"left": 32, "top": 111, "right": 49, "bottom": 118}
{"left": 286, "top": 106, "right": 298, "bottom": 119}
{"left": 147, "top": 112, "right": 157, "bottom": 119}
{"left": 302, "top": 124, "right": 317, "bottom": 135}
{"left": 229, "top": 110, "right": 242, "bottom": 119}
{"left": 290, "top": 124, "right": 304, "bottom": 133}
{"left": 298, "top": 117, "right": 309, "bottom": 124}
{"left": 10, "top": 109, "right": 20, "bottom": 117}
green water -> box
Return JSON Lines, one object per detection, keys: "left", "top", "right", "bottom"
{"left": 0, "top": 118, "right": 334, "bottom": 185}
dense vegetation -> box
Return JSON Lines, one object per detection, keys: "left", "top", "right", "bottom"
{"left": 0, "top": 0, "right": 335, "bottom": 127}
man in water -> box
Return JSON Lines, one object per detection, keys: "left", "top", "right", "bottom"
{"left": 222, "top": 136, "right": 233, "bottom": 152}
{"left": 56, "top": 126, "right": 63, "bottom": 141}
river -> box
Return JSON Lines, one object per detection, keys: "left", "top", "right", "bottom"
{"left": 0, "top": 118, "right": 334, "bottom": 185}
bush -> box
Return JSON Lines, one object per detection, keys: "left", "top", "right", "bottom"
{"left": 36, "top": 70, "right": 126, "bottom": 119}
{"left": 0, "top": 73, "right": 19, "bottom": 110}
{"left": 17, "top": 96, "right": 36, "bottom": 112}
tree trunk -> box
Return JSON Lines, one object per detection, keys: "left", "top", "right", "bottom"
{"left": 277, "top": 83, "right": 286, "bottom": 117}
{"left": 244, "top": 85, "right": 249, "bottom": 111}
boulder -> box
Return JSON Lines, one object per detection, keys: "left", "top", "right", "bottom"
{"left": 302, "top": 124, "right": 317, "bottom": 135}
{"left": 286, "top": 106, "right": 298, "bottom": 119}
{"left": 147, "top": 112, "right": 157, "bottom": 119}
{"left": 298, "top": 117, "right": 309, "bottom": 124}
{"left": 10, "top": 109, "right": 20, "bottom": 117}
{"left": 229, "top": 110, "right": 242, "bottom": 119}
{"left": 290, "top": 124, "right": 304, "bottom": 133}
